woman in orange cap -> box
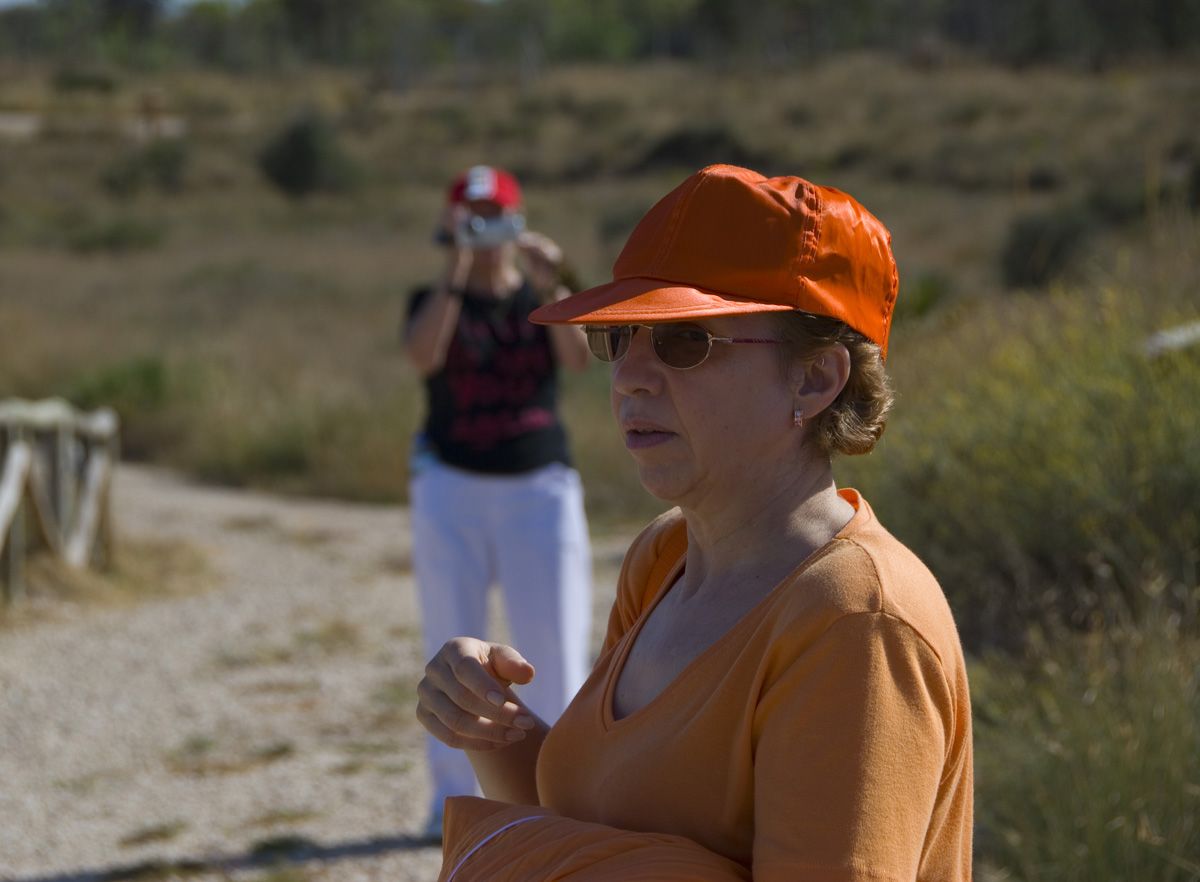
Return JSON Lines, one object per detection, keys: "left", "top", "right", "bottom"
{"left": 416, "top": 165, "right": 973, "bottom": 881}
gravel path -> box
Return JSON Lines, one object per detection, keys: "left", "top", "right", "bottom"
{"left": 0, "top": 465, "right": 627, "bottom": 882}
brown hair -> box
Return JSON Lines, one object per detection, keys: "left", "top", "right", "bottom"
{"left": 773, "top": 312, "right": 894, "bottom": 456}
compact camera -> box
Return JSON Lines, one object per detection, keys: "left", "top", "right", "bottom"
{"left": 456, "top": 213, "right": 526, "bottom": 249}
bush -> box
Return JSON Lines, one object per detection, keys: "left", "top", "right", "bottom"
{"left": 63, "top": 214, "right": 167, "bottom": 253}
{"left": 258, "top": 112, "right": 359, "bottom": 199}
{"left": 1086, "top": 177, "right": 1152, "bottom": 226}
{"left": 894, "top": 271, "right": 951, "bottom": 322}
{"left": 51, "top": 65, "right": 118, "bottom": 93}
{"left": 102, "top": 139, "right": 189, "bottom": 197}
{"left": 68, "top": 357, "right": 168, "bottom": 414}
{"left": 65, "top": 356, "right": 186, "bottom": 459}
{"left": 625, "top": 124, "right": 762, "bottom": 175}
{"left": 842, "top": 288, "right": 1200, "bottom": 649}
{"left": 1000, "top": 206, "right": 1093, "bottom": 288}
{"left": 974, "top": 618, "right": 1199, "bottom": 881}
{"left": 596, "top": 200, "right": 650, "bottom": 247}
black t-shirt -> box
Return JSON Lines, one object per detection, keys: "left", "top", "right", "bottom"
{"left": 405, "top": 281, "right": 571, "bottom": 474}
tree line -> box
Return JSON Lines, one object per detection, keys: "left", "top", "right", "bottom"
{"left": 1, "top": 0, "right": 1197, "bottom": 76}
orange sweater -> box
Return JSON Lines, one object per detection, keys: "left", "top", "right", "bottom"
{"left": 440, "top": 490, "right": 973, "bottom": 881}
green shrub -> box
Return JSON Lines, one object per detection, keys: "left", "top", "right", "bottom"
{"left": 894, "top": 271, "right": 951, "bottom": 322}
{"left": 974, "top": 618, "right": 1200, "bottom": 881}
{"left": 68, "top": 356, "right": 168, "bottom": 414}
{"left": 842, "top": 289, "right": 1200, "bottom": 648}
{"left": 63, "top": 213, "right": 167, "bottom": 253}
{"left": 143, "top": 139, "right": 188, "bottom": 192}
{"left": 241, "top": 422, "right": 311, "bottom": 478}
{"left": 102, "top": 139, "right": 189, "bottom": 197}
{"left": 1001, "top": 206, "right": 1093, "bottom": 288}
{"left": 1025, "top": 163, "right": 1063, "bottom": 193}
{"left": 258, "top": 112, "right": 359, "bottom": 199}
{"left": 625, "top": 124, "right": 761, "bottom": 175}
{"left": 596, "top": 200, "right": 649, "bottom": 248}
{"left": 1086, "top": 176, "right": 1153, "bottom": 226}
{"left": 65, "top": 357, "right": 188, "bottom": 459}
{"left": 51, "top": 65, "right": 118, "bottom": 93}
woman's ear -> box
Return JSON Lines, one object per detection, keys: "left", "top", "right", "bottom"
{"left": 792, "top": 344, "right": 851, "bottom": 421}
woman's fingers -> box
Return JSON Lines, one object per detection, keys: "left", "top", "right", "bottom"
{"left": 416, "top": 639, "right": 539, "bottom": 749}
{"left": 416, "top": 683, "right": 528, "bottom": 751}
{"left": 436, "top": 653, "right": 528, "bottom": 723}
{"left": 485, "top": 643, "right": 536, "bottom": 687}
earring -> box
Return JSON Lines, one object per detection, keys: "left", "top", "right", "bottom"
{"left": 793, "top": 408, "right": 805, "bottom": 428}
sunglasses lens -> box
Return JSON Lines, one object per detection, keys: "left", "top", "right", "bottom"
{"left": 585, "top": 326, "right": 631, "bottom": 362}
{"left": 652, "top": 324, "right": 712, "bottom": 369}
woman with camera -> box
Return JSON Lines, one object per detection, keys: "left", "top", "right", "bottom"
{"left": 403, "top": 165, "right": 593, "bottom": 841}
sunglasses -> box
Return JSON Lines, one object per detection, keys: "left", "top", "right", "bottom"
{"left": 584, "top": 323, "right": 782, "bottom": 370}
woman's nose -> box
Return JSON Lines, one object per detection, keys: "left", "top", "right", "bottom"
{"left": 611, "top": 327, "right": 662, "bottom": 396}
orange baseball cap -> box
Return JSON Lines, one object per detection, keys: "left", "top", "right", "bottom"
{"left": 529, "top": 164, "right": 898, "bottom": 358}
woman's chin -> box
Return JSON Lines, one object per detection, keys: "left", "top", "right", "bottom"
{"left": 635, "top": 466, "right": 693, "bottom": 505}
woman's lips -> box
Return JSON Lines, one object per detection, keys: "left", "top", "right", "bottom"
{"left": 624, "top": 428, "right": 675, "bottom": 449}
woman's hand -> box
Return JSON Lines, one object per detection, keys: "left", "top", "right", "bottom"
{"left": 516, "top": 231, "right": 564, "bottom": 302}
{"left": 440, "top": 204, "right": 476, "bottom": 284}
{"left": 417, "top": 638, "right": 541, "bottom": 751}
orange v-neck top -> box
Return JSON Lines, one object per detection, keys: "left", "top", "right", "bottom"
{"left": 535, "top": 490, "right": 973, "bottom": 881}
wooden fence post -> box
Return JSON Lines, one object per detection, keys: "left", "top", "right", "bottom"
{"left": 8, "top": 489, "right": 25, "bottom": 603}
{"left": 1, "top": 425, "right": 29, "bottom": 604}
{"left": 0, "top": 399, "right": 119, "bottom": 606}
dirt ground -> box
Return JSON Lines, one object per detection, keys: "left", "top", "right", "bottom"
{"left": 0, "top": 464, "right": 630, "bottom": 882}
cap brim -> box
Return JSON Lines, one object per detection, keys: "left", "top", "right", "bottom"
{"left": 529, "top": 277, "right": 796, "bottom": 325}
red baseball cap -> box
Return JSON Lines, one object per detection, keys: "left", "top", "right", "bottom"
{"left": 447, "top": 165, "right": 522, "bottom": 209}
{"left": 530, "top": 164, "right": 898, "bottom": 358}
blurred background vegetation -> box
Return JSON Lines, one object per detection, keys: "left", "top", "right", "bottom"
{"left": 1, "top": 1, "right": 1198, "bottom": 879}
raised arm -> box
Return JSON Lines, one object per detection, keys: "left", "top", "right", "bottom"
{"left": 404, "top": 247, "right": 472, "bottom": 377}
{"left": 517, "top": 231, "right": 589, "bottom": 372}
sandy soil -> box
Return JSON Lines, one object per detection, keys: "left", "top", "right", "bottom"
{"left": 0, "top": 464, "right": 628, "bottom": 882}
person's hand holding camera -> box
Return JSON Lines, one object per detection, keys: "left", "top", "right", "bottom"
{"left": 517, "top": 231, "right": 568, "bottom": 304}
{"left": 435, "top": 204, "right": 476, "bottom": 291}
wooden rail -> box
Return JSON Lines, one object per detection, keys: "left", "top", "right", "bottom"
{"left": 0, "top": 398, "right": 119, "bottom": 605}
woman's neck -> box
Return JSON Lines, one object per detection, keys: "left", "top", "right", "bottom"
{"left": 676, "top": 457, "right": 855, "bottom": 599}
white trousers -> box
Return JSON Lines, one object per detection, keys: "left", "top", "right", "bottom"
{"left": 411, "top": 457, "right": 592, "bottom": 811}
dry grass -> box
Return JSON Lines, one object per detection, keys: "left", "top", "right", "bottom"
{"left": 3, "top": 58, "right": 1195, "bottom": 520}
{"left": 0, "top": 537, "right": 211, "bottom": 628}
{"left": 119, "top": 822, "right": 189, "bottom": 848}
{"left": 215, "top": 617, "right": 362, "bottom": 668}
{"left": 245, "top": 809, "right": 322, "bottom": 830}
{"left": 165, "top": 733, "right": 296, "bottom": 777}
